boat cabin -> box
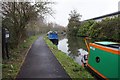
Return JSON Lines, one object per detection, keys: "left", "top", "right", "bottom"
{"left": 87, "top": 41, "right": 120, "bottom": 79}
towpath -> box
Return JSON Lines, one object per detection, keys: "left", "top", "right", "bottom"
{"left": 16, "top": 36, "right": 70, "bottom": 79}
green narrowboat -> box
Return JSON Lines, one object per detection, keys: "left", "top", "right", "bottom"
{"left": 87, "top": 41, "right": 120, "bottom": 80}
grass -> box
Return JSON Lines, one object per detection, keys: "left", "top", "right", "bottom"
{"left": 2, "top": 35, "right": 39, "bottom": 79}
{"left": 44, "top": 36, "right": 93, "bottom": 79}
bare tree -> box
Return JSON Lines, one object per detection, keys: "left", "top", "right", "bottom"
{"left": 2, "top": 1, "right": 54, "bottom": 47}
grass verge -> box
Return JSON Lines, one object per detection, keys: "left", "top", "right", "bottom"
{"left": 2, "top": 35, "right": 39, "bottom": 79}
{"left": 44, "top": 36, "right": 93, "bottom": 79}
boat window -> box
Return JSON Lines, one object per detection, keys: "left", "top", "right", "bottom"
{"left": 95, "top": 43, "right": 120, "bottom": 50}
{"left": 106, "top": 44, "right": 120, "bottom": 50}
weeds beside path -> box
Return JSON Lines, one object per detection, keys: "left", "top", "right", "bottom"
{"left": 2, "top": 35, "right": 39, "bottom": 79}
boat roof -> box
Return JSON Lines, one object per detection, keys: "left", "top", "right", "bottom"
{"left": 95, "top": 41, "right": 119, "bottom": 45}
{"left": 95, "top": 41, "right": 120, "bottom": 49}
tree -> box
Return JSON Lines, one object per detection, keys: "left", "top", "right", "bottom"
{"left": 67, "top": 10, "right": 82, "bottom": 36}
{"left": 2, "top": 1, "right": 54, "bottom": 47}
{"left": 77, "top": 20, "right": 96, "bottom": 37}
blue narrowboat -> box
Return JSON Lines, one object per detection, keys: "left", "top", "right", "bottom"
{"left": 47, "top": 31, "right": 58, "bottom": 45}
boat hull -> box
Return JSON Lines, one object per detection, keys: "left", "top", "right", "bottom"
{"left": 50, "top": 39, "right": 58, "bottom": 45}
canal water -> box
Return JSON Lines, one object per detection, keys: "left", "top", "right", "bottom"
{"left": 58, "top": 35, "right": 89, "bottom": 65}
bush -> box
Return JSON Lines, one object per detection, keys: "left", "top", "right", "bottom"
{"left": 77, "top": 17, "right": 120, "bottom": 42}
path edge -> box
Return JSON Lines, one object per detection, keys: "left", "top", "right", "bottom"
{"left": 43, "top": 37, "right": 71, "bottom": 78}
{"left": 14, "top": 41, "right": 34, "bottom": 79}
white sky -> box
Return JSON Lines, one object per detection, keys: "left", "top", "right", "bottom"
{"left": 46, "top": 0, "right": 120, "bottom": 27}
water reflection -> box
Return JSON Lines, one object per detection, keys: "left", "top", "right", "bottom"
{"left": 58, "top": 38, "right": 69, "bottom": 55}
{"left": 58, "top": 35, "right": 88, "bottom": 65}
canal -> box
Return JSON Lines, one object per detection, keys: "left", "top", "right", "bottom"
{"left": 58, "top": 35, "right": 89, "bottom": 65}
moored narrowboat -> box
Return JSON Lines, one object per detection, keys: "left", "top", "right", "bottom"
{"left": 87, "top": 41, "right": 120, "bottom": 79}
{"left": 47, "top": 31, "right": 58, "bottom": 45}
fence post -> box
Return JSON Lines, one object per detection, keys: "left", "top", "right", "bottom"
{"left": 2, "top": 27, "right": 9, "bottom": 59}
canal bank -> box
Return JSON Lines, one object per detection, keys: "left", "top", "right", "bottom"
{"left": 58, "top": 36, "right": 89, "bottom": 65}
{"left": 44, "top": 37, "right": 93, "bottom": 78}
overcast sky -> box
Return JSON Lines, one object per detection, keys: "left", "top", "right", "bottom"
{"left": 46, "top": 0, "right": 120, "bottom": 27}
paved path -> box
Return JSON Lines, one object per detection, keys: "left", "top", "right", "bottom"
{"left": 16, "top": 36, "right": 70, "bottom": 79}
